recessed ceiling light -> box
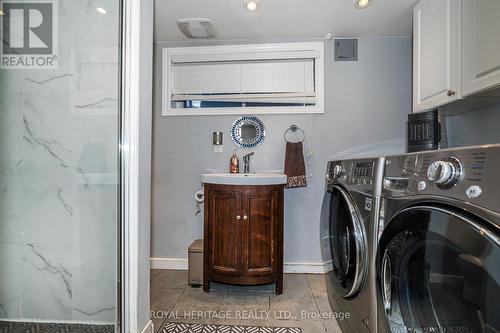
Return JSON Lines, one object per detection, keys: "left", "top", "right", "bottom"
{"left": 244, "top": 0, "right": 260, "bottom": 12}
{"left": 0, "top": 9, "right": 5, "bottom": 15}
{"left": 96, "top": 7, "right": 107, "bottom": 14}
{"left": 355, "top": 0, "right": 373, "bottom": 9}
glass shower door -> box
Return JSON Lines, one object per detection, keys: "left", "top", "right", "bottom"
{"left": 0, "top": 0, "right": 121, "bottom": 331}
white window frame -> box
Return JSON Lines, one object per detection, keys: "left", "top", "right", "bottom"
{"left": 162, "top": 42, "right": 325, "bottom": 116}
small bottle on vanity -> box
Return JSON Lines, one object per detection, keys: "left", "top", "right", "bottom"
{"left": 230, "top": 150, "right": 240, "bottom": 173}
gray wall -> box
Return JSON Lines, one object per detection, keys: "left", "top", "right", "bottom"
{"left": 151, "top": 37, "right": 411, "bottom": 266}
{"left": 445, "top": 103, "right": 500, "bottom": 148}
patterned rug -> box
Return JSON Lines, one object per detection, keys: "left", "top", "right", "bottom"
{"left": 0, "top": 321, "right": 115, "bottom": 333}
{"left": 162, "top": 322, "right": 301, "bottom": 333}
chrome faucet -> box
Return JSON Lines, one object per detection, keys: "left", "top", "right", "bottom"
{"left": 243, "top": 152, "right": 254, "bottom": 174}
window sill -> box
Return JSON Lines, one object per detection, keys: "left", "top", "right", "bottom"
{"left": 162, "top": 107, "right": 324, "bottom": 116}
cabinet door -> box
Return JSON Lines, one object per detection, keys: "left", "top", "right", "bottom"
{"left": 241, "top": 189, "right": 281, "bottom": 277}
{"left": 413, "top": 0, "right": 461, "bottom": 112}
{"left": 208, "top": 189, "right": 242, "bottom": 276}
{"left": 462, "top": 0, "right": 500, "bottom": 96}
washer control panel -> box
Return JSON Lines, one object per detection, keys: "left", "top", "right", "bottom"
{"left": 383, "top": 145, "right": 500, "bottom": 212}
{"left": 327, "top": 158, "right": 381, "bottom": 194}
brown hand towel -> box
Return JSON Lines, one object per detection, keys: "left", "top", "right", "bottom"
{"left": 284, "top": 142, "right": 307, "bottom": 188}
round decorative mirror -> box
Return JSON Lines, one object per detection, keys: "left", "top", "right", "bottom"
{"left": 231, "top": 116, "right": 265, "bottom": 148}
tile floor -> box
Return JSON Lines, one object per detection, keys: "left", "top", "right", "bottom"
{"left": 150, "top": 270, "right": 342, "bottom": 333}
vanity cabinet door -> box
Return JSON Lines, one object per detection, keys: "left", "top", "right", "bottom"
{"left": 206, "top": 188, "right": 242, "bottom": 276}
{"left": 241, "top": 187, "right": 283, "bottom": 277}
{"left": 413, "top": 0, "right": 461, "bottom": 112}
{"left": 462, "top": 0, "right": 500, "bottom": 95}
{"left": 204, "top": 184, "right": 284, "bottom": 294}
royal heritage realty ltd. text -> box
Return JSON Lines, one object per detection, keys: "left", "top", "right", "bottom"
{"left": 151, "top": 310, "right": 351, "bottom": 321}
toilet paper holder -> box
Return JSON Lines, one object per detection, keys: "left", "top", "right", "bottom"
{"left": 194, "top": 190, "right": 204, "bottom": 216}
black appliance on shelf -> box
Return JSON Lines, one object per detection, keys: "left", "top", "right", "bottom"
{"left": 407, "top": 109, "right": 443, "bottom": 153}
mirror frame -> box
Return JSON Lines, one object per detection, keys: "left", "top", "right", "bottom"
{"left": 230, "top": 116, "right": 266, "bottom": 148}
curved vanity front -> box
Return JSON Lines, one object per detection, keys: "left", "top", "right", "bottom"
{"left": 201, "top": 173, "right": 286, "bottom": 295}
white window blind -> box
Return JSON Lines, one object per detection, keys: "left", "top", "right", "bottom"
{"left": 162, "top": 42, "right": 325, "bottom": 115}
{"left": 171, "top": 58, "right": 316, "bottom": 104}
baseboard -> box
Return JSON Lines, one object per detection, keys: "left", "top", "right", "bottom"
{"left": 284, "top": 261, "right": 332, "bottom": 274}
{"left": 140, "top": 320, "right": 153, "bottom": 333}
{"left": 150, "top": 258, "right": 332, "bottom": 274}
{"left": 150, "top": 257, "right": 189, "bottom": 270}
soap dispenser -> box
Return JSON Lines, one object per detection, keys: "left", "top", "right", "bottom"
{"left": 229, "top": 150, "right": 240, "bottom": 173}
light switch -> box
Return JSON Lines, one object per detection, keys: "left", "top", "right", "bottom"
{"left": 213, "top": 131, "right": 223, "bottom": 153}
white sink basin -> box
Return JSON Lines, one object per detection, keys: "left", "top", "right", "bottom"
{"left": 201, "top": 173, "right": 287, "bottom": 186}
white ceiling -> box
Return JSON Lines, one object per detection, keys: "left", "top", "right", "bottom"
{"left": 154, "top": 0, "right": 419, "bottom": 42}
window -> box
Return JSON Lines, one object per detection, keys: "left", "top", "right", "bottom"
{"left": 162, "top": 42, "right": 324, "bottom": 116}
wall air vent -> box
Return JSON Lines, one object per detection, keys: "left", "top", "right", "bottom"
{"left": 177, "top": 18, "right": 218, "bottom": 39}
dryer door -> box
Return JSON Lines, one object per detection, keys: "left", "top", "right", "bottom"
{"left": 377, "top": 206, "right": 500, "bottom": 333}
{"left": 327, "top": 185, "right": 368, "bottom": 298}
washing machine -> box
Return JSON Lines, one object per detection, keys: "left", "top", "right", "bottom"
{"left": 376, "top": 145, "right": 500, "bottom": 333}
{"left": 320, "top": 157, "right": 385, "bottom": 333}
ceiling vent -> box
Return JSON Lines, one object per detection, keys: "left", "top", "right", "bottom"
{"left": 177, "top": 18, "right": 218, "bottom": 39}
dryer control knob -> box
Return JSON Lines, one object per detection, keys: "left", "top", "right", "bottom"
{"left": 333, "top": 164, "right": 345, "bottom": 179}
{"left": 427, "top": 158, "right": 462, "bottom": 188}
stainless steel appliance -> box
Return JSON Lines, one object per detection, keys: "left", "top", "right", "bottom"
{"left": 320, "top": 157, "right": 385, "bottom": 333}
{"left": 377, "top": 145, "right": 500, "bottom": 333}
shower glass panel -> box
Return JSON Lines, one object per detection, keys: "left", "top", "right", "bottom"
{"left": 0, "top": 0, "right": 121, "bottom": 332}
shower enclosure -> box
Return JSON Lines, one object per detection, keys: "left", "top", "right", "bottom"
{"left": 0, "top": 0, "right": 122, "bottom": 331}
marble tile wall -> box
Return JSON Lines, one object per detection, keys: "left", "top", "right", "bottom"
{"left": 0, "top": 0, "right": 120, "bottom": 324}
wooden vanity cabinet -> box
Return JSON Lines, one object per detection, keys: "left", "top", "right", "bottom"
{"left": 203, "top": 183, "right": 284, "bottom": 295}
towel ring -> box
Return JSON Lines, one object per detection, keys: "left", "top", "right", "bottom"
{"left": 284, "top": 124, "right": 305, "bottom": 143}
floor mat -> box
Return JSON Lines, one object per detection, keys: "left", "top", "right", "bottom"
{"left": 161, "top": 322, "right": 302, "bottom": 333}
{"left": 0, "top": 321, "right": 115, "bottom": 333}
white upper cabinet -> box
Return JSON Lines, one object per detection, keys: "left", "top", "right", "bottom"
{"left": 462, "top": 0, "right": 500, "bottom": 96}
{"left": 413, "top": 0, "right": 461, "bottom": 113}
